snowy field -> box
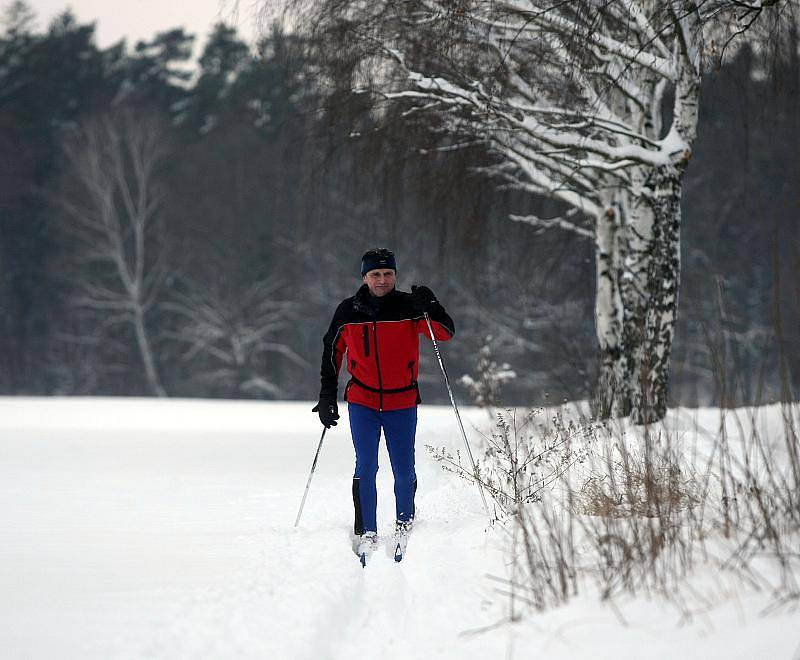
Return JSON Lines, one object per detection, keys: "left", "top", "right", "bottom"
{"left": 1, "top": 397, "right": 798, "bottom": 659}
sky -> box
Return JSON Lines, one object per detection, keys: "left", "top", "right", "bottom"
{"left": 25, "top": 1, "right": 277, "bottom": 55}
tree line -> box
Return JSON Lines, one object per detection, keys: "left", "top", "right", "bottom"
{"left": 0, "top": 1, "right": 797, "bottom": 410}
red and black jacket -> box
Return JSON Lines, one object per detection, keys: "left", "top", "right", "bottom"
{"left": 320, "top": 285, "right": 455, "bottom": 411}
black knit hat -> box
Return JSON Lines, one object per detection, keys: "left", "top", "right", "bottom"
{"left": 361, "top": 248, "right": 396, "bottom": 276}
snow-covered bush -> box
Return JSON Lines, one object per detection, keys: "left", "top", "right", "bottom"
{"left": 458, "top": 336, "right": 516, "bottom": 414}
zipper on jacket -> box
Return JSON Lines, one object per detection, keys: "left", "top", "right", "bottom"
{"left": 363, "top": 325, "right": 370, "bottom": 357}
{"left": 372, "top": 320, "right": 383, "bottom": 411}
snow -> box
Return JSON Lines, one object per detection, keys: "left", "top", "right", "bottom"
{"left": 1, "top": 397, "right": 797, "bottom": 659}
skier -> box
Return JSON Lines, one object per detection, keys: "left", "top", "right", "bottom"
{"left": 313, "top": 248, "right": 455, "bottom": 565}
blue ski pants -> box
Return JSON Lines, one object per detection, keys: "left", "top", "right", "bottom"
{"left": 349, "top": 403, "right": 417, "bottom": 534}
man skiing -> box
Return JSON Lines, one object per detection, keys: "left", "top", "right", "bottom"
{"left": 313, "top": 248, "right": 455, "bottom": 565}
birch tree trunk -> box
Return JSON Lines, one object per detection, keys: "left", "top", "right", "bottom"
{"left": 616, "top": 169, "right": 683, "bottom": 423}
{"left": 594, "top": 196, "right": 625, "bottom": 419}
{"left": 593, "top": 6, "right": 701, "bottom": 423}
{"left": 134, "top": 305, "right": 166, "bottom": 397}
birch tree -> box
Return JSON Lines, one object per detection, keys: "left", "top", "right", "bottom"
{"left": 56, "top": 111, "right": 169, "bottom": 397}
{"left": 285, "top": 0, "right": 787, "bottom": 422}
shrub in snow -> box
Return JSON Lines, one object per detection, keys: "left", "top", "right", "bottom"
{"left": 428, "top": 402, "right": 800, "bottom": 614}
{"left": 576, "top": 433, "right": 700, "bottom": 519}
{"left": 458, "top": 335, "right": 516, "bottom": 414}
{"left": 427, "top": 407, "right": 597, "bottom": 518}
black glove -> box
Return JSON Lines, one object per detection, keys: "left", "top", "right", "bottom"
{"left": 410, "top": 284, "right": 439, "bottom": 315}
{"left": 312, "top": 398, "right": 339, "bottom": 428}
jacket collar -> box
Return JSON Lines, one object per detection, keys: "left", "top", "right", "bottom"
{"left": 353, "top": 284, "right": 399, "bottom": 317}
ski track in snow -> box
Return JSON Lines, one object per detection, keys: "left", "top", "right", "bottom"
{"left": 0, "top": 398, "right": 506, "bottom": 659}
{"left": 1, "top": 397, "right": 798, "bottom": 659}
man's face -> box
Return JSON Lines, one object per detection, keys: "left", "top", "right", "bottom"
{"left": 363, "top": 269, "right": 396, "bottom": 297}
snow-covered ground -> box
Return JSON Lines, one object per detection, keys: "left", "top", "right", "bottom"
{"left": 1, "top": 397, "right": 797, "bottom": 659}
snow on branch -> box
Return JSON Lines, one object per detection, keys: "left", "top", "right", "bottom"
{"left": 509, "top": 213, "right": 594, "bottom": 239}
{"left": 384, "top": 57, "right": 671, "bottom": 169}
{"left": 310, "top": 0, "right": 780, "bottom": 238}
{"left": 495, "top": 1, "right": 678, "bottom": 80}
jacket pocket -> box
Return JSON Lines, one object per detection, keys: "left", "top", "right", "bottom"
{"left": 363, "top": 325, "right": 370, "bottom": 357}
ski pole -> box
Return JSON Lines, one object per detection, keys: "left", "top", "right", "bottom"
{"left": 294, "top": 427, "right": 327, "bottom": 527}
{"left": 423, "top": 311, "right": 492, "bottom": 521}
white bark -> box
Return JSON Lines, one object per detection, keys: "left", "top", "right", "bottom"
{"left": 594, "top": 197, "right": 624, "bottom": 418}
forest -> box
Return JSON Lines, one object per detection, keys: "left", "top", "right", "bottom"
{"left": 1, "top": 1, "right": 797, "bottom": 410}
